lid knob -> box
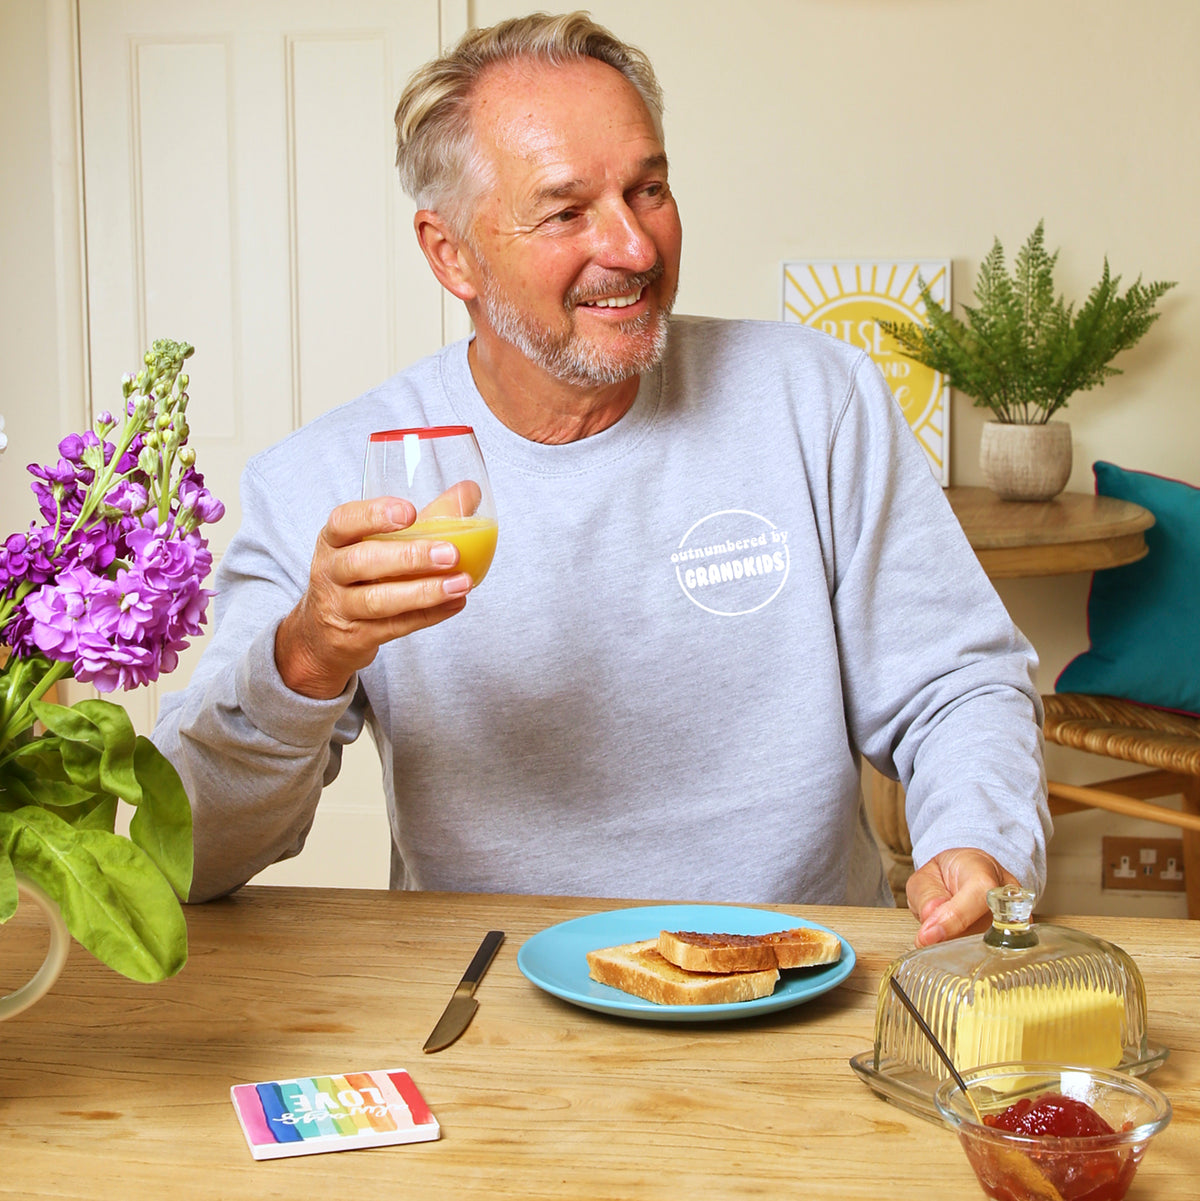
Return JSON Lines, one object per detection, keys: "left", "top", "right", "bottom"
{"left": 983, "top": 884, "right": 1039, "bottom": 948}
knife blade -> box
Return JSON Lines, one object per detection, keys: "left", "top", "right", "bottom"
{"left": 423, "top": 930, "right": 505, "bottom": 1053}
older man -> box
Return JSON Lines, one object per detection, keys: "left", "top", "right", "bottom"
{"left": 155, "top": 12, "right": 1048, "bottom": 945}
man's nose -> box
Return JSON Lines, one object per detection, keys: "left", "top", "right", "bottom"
{"left": 591, "top": 201, "right": 658, "bottom": 272}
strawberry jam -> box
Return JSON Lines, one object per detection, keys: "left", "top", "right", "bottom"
{"left": 985, "top": 1093, "right": 1116, "bottom": 1138}
{"left": 962, "top": 1093, "right": 1140, "bottom": 1201}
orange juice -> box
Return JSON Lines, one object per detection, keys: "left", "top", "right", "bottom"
{"left": 374, "top": 516, "right": 498, "bottom": 585}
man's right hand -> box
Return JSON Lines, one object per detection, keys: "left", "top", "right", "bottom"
{"left": 275, "top": 497, "right": 473, "bottom": 699}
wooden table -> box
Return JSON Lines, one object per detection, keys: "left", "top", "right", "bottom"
{"left": 945, "top": 485, "right": 1155, "bottom": 580}
{"left": 2, "top": 888, "right": 1197, "bottom": 1199}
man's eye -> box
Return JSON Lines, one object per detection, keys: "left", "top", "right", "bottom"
{"left": 548, "top": 209, "right": 580, "bottom": 224}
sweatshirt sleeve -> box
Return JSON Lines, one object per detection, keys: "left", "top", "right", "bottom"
{"left": 825, "top": 352, "right": 1050, "bottom": 895}
{"left": 152, "top": 458, "right": 367, "bottom": 902}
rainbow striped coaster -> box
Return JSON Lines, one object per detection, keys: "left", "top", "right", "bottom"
{"left": 230, "top": 1068, "right": 440, "bottom": 1160}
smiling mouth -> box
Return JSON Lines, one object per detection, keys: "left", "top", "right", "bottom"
{"left": 578, "top": 287, "right": 645, "bottom": 310}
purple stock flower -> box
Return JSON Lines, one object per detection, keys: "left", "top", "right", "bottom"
{"left": 4, "top": 344, "right": 221, "bottom": 695}
{"left": 63, "top": 520, "right": 121, "bottom": 573}
{"left": 0, "top": 528, "right": 57, "bottom": 593}
{"left": 21, "top": 564, "right": 103, "bottom": 662}
{"left": 105, "top": 479, "right": 149, "bottom": 517}
{"left": 28, "top": 457, "right": 84, "bottom": 523}
{"left": 175, "top": 470, "right": 225, "bottom": 526}
{"left": 14, "top": 545, "right": 210, "bottom": 691}
{"left": 73, "top": 630, "right": 161, "bottom": 692}
{"left": 57, "top": 432, "right": 87, "bottom": 460}
{"left": 124, "top": 524, "right": 213, "bottom": 643}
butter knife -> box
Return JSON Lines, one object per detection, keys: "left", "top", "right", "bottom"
{"left": 422, "top": 930, "right": 505, "bottom": 1053}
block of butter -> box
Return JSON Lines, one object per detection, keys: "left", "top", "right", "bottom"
{"left": 952, "top": 976, "right": 1124, "bottom": 1072}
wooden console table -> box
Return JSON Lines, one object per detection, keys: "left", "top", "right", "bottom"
{"left": 944, "top": 485, "right": 1155, "bottom": 579}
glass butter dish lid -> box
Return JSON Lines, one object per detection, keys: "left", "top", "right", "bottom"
{"left": 849, "top": 885, "right": 1168, "bottom": 1122}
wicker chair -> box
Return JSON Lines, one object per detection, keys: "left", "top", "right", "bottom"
{"left": 865, "top": 694, "right": 1200, "bottom": 916}
{"left": 1043, "top": 692, "right": 1200, "bottom": 919}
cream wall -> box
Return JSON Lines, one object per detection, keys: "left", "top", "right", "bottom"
{"left": 3, "top": 0, "right": 1197, "bottom": 914}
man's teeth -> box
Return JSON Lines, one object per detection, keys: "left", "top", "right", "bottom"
{"left": 584, "top": 288, "right": 643, "bottom": 309}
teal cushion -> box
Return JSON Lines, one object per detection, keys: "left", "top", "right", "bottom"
{"left": 1056, "top": 461, "right": 1200, "bottom": 716}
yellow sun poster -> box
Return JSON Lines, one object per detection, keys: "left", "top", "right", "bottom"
{"left": 782, "top": 260, "right": 951, "bottom": 484}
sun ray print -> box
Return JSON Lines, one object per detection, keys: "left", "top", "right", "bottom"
{"left": 782, "top": 259, "right": 951, "bottom": 483}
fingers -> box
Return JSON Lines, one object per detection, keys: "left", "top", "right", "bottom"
{"left": 913, "top": 881, "right": 993, "bottom": 947}
{"left": 274, "top": 501, "right": 476, "bottom": 699}
{"left": 905, "top": 864, "right": 952, "bottom": 943}
{"left": 322, "top": 500, "right": 472, "bottom": 593}
{"left": 324, "top": 497, "right": 416, "bottom": 548}
{"left": 353, "top": 570, "right": 472, "bottom": 623}
{"left": 906, "top": 849, "right": 1016, "bottom": 947}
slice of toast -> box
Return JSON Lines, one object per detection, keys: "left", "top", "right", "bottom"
{"left": 657, "top": 927, "right": 842, "bottom": 974}
{"left": 586, "top": 939, "right": 780, "bottom": 1005}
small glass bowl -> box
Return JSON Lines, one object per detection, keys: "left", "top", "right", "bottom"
{"left": 935, "top": 1062, "right": 1172, "bottom": 1201}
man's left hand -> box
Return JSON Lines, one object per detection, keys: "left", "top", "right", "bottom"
{"left": 906, "top": 848, "right": 1019, "bottom": 946}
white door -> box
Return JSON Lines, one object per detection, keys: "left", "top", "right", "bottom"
{"left": 78, "top": 0, "right": 461, "bottom": 886}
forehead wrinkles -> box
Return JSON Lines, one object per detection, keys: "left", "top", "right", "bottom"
{"left": 470, "top": 58, "right": 660, "bottom": 180}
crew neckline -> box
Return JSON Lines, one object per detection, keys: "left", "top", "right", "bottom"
{"left": 437, "top": 337, "right": 665, "bottom": 478}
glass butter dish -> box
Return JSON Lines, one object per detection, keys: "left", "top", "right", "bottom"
{"left": 849, "top": 885, "right": 1168, "bottom": 1122}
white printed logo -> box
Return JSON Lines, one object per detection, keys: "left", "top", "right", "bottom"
{"left": 672, "top": 509, "right": 789, "bottom": 616}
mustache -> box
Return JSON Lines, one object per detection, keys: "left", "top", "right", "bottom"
{"left": 565, "top": 261, "right": 666, "bottom": 309}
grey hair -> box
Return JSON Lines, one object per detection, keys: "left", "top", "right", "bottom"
{"left": 394, "top": 11, "right": 665, "bottom": 235}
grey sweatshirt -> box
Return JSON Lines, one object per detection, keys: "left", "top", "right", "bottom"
{"left": 154, "top": 316, "right": 1048, "bottom": 905}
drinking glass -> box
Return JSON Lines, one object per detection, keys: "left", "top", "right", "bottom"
{"left": 361, "top": 425, "right": 498, "bottom": 586}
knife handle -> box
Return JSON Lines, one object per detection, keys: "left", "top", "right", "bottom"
{"left": 459, "top": 930, "right": 505, "bottom": 992}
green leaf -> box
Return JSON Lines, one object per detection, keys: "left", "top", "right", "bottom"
{"left": 0, "top": 849, "right": 16, "bottom": 923}
{"left": 1, "top": 755, "right": 99, "bottom": 810}
{"left": 31, "top": 700, "right": 105, "bottom": 748}
{"left": 4, "top": 806, "right": 187, "bottom": 982}
{"left": 72, "top": 826, "right": 189, "bottom": 979}
{"left": 32, "top": 699, "right": 145, "bottom": 803}
{"left": 128, "top": 736, "right": 193, "bottom": 900}
{"left": 58, "top": 734, "right": 104, "bottom": 792}
{"left": 76, "top": 699, "right": 143, "bottom": 804}
{"left": 76, "top": 795, "right": 119, "bottom": 832}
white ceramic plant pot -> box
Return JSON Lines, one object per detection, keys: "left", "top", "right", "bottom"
{"left": 979, "top": 420, "right": 1073, "bottom": 502}
{"left": 0, "top": 874, "right": 71, "bottom": 1021}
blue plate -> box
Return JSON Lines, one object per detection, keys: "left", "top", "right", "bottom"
{"left": 517, "top": 903, "right": 856, "bottom": 1022}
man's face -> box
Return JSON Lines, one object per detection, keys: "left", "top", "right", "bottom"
{"left": 461, "top": 56, "right": 682, "bottom": 387}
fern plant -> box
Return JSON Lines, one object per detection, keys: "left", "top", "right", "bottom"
{"left": 880, "top": 221, "right": 1175, "bottom": 424}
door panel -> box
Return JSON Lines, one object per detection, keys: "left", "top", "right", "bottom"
{"left": 78, "top": 1, "right": 451, "bottom": 888}
{"left": 80, "top": 1, "right": 444, "bottom": 534}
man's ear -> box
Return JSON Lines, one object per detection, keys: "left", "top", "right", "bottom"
{"left": 414, "top": 210, "right": 478, "bottom": 302}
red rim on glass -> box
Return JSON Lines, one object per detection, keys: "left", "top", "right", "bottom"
{"left": 368, "top": 425, "right": 474, "bottom": 442}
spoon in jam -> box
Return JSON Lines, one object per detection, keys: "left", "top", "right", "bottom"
{"left": 889, "top": 976, "right": 1067, "bottom": 1201}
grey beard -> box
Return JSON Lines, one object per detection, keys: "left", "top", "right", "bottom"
{"left": 478, "top": 270, "right": 674, "bottom": 387}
